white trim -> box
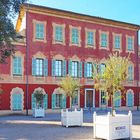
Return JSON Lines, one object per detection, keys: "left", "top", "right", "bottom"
{"left": 10, "top": 87, "right": 24, "bottom": 111}
{"left": 33, "top": 87, "right": 46, "bottom": 95}
{"left": 84, "top": 88, "right": 95, "bottom": 108}
{"left": 126, "top": 89, "right": 134, "bottom": 107}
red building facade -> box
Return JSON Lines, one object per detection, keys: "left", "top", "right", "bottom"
{"left": 0, "top": 4, "right": 140, "bottom": 111}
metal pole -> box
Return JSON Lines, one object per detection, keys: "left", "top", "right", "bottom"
{"left": 26, "top": 9, "right": 29, "bottom": 116}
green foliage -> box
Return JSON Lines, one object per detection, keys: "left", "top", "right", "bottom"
{"left": 93, "top": 53, "right": 129, "bottom": 111}
{"left": 59, "top": 75, "right": 80, "bottom": 109}
{"left": 34, "top": 89, "right": 45, "bottom": 108}
{"left": 0, "top": 0, "right": 27, "bottom": 63}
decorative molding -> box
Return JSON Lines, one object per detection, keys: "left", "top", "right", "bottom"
{"left": 32, "top": 19, "right": 47, "bottom": 43}
{"left": 53, "top": 54, "right": 65, "bottom": 60}
{"left": 69, "top": 25, "right": 81, "bottom": 47}
{"left": 33, "top": 51, "right": 46, "bottom": 59}
{"left": 85, "top": 28, "right": 96, "bottom": 49}
{"left": 52, "top": 22, "right": 66, "bottom": 45}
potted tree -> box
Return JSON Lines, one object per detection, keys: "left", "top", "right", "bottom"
{"left": 93, "top": 53, "right": 132, "bottom": 140}
{"left": 60, "top": 75, "right": 83, "bottom": 127}
{"left": 33, "top": 89, "right": 45, "bottom": 117}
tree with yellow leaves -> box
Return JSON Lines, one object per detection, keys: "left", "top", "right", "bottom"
{"left": 93, "top": 53, "right": 129, "bottom": 115}
{"left": 59, "top": 75, "right": 80, "bottom": 110}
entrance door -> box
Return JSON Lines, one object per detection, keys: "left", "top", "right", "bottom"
{"left": 12, "top": 93, "right": 22, "bottom": 111}
{"left": 85, "top": 89, "right": 95, "bottom": 108}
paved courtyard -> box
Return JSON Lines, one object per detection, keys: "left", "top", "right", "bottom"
{"left": 0, "top": 110, "right": 140, "bottom": 140}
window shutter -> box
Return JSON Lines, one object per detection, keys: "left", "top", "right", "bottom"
{"left": 32, "top": 58, "right": 36, "bottom": 76}
{"left": 68, "top": 60, "right": 72, "bottom": 76}
{"left": 79, "top": 62, "right": 82, "bottom": 78}
{"left": 32, "top": 94, "right": 36, "bottom": 110}
{"left": 127, "top": 93, "right": 133, "bottom": 107}
{"left": 61, "top": 94, "right": 66, "bottom": 109}
{"left": 44, "top": 59, "right": 48, "bottom": 76}
{"left": 18, "top": 57, "right": 22, "bottom": 75}
{"left": 43, "top": 94, "right": 48, "bottom": 110}
{"left": 63, "top": 60, "right": 66, "bottom": 77}
{"left": 52, "top": 94, "right": 56, "bottom": 109}
{"left": 52, "top": 60, "right": 56, "bottom": 76}
{"left": 84, "top": 62, "right": 87, "bottom": 78}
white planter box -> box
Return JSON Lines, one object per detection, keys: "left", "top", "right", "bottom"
{"left": 93, "top": 111, "right": 132, "bottom": 140}
{"left": 61, "top": 108, "right": 83, "bottom": 127}
{"left": 33, "top": 108, "right": 45, "bottom": 118}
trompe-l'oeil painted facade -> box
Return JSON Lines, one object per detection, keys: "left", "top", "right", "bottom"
{"left": 0, "top": 3, "right": 140, "bottom": 111}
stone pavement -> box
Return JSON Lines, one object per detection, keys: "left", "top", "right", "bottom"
{"left": 0, "top": 110, "right": 140, "bottom": 140}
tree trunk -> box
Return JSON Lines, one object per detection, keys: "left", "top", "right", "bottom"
{"left": 111, "top": 94, "right": 115, "bottom": 116}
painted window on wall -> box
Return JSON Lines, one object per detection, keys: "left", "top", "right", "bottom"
{"left": 52, "top": 94, "right": 66, "bottom": 109}
{"left": 55, "top": 26, "right": 63, "bottom": 42}
{"left": 52, "top": 60, "right": 66, "bottom": 77}
{"left": 72, "top": 91, "right": 79, "bottom": 107}
{"left": 100, "top": 91, "right": 107, "bottom": 105}
{"left": 35, "top": 23, "right": 44, "bottom": 40}
{"left": 128, "top": 64, "right": 133, "bottom": 81}
{"left": 113, "top": 91, "right": 121, "bottom": 107}
{"left": 32, "top": 58, "right": 48, "bottom": 76}
{"left": 127, "top": 37, "right": 134, "bottom": 51}
{"left": 126, "top": 90, "right": 134, "bottom": 107}
{"left": 12, "top": 93, "right": 22, "bottom": 111}
{"left": 32, "top": 93, "right": 48, "bottom": 110}
{"left": 114, "top": 35, "right": 120, "bottom": 49}
{"left": 87, "top": 31, "right": 94, "bottom": 46}
{"left": 13, "top": 57, "right": 22, "bottom": 75}
{"left": 101, "top": 33, "right": 108, "bottom": 47}
{"left": 71, "top": 28, "right": 79, "bottom": 44}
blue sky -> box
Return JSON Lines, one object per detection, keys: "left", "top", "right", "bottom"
{"left": 28, "top": 0, "right": 140, "bottom": 44}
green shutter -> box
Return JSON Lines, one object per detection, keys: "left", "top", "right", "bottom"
{"left": 52, "top": 94, "right": 56, "bottom": 109}
{"left": 43, "top": 94, "right": 48, "bottom": 110}
{"left": 63, "top": 60, "right": 66, "bottom": 77}
{"left": 61, "top": 94, "right": 66, "bottom": 109}
{"left": 84, "top": 62, "right": 87, "bottom": 77}
{"left": 68, "top": 60, "right": 72, "bottom": 76}
{"left": 32, "top": 58, "right": 36, "bottom": 76}
{"left": 32, "top": 94, "right": 36, "bottom": 109}
{"left": 44, "top": 59, "right": 48, "bottom": 76}
{"left": 79, "top": 62, "right": 82, "bottom": 78}
{"left": 52, "top": 60, "right": 55, "bottom": 76}
{"left": 12, "top": 94, "right": 22, "bottom": 111}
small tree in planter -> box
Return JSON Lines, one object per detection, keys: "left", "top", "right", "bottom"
{"left": 92, "top": 53, "right": 132, "bottom": 140}
{"left": 33, "top": 89, "right": 45, "bottom": 117}
{"left": 59, "top": 75, "right": 83, "bottom": 127}
{"left": 93, "top": 53, "right": 129, "bottom": 114}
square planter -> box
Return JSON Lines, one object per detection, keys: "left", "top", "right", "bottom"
{"left": 93, "top": 111, "right": 132, "bottom": 140}
{"left": 61, "top": 108, "right": 83, "bottom": 127}
{"left": 33, "top": 108, "right": 45, "bottom": 118}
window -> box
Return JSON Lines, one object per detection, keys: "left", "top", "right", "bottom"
{"left": 72, "top": 91, "right": 79, "bottom": 107}
{"left": 72, "top": 61, "right": 78, "bottom": 77}
{"left": 114, "top": 35, "right": 121, "bottom": 49}
{"left": 55, "top": 60, "right": 62, "bottom": 77}
{"left": 128, "top": 64, "right": 133, "bottom": 81}
{"left": 100, "top": 91, "right": 106, "bottom": 105}
{"left": 13, "top": 57, "right": 22, "bottom": 75}
{"left": 55, "top": 26, "right": 63, "bottom": 42}
{"left": 56, "top": 94, "right": 62, "bottom": 108}
{"left": 126, "top": 90, "right": 134, "bottom": 107}
{"left": 87, "top": 31, "right": 94, "bottom": 46}
{"left": 35, "top": 23, "right": 44, "bottom": 40}
{"left": 71, "top": 28, "right": 79, "bottom": 44}
{"left": 100, "top": 63, "right": 106, "bottom": 75}
{"left": 36, "top": 59, "right": 43, "bottom": 76}
{"left": 127, "top": 36, "right": 134, "bottom": 51}
{"left": 87, "top": 62, "right": 92, "bottom": 78}
{"left": 101, "top": 32, "right": 108, "bottom": 47}
{"left": 114, "top": 92, "right": 121, "bottom": 107}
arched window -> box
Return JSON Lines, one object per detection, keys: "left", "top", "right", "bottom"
{"left": 10, "top": 87, "right": 24, "bottom": 111}
{"left": 126, "top": 89, "right": 134, "bottom": 107}
{"left": 113, "top": 91, "right": 121, "bottom": 107}
{"left": 52, "top": 88, "right": 66, "bottom": 109}
{"left": 32, "top": 87, "right": 48, "bottom": 110}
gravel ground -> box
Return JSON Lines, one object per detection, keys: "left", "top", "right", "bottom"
{"left": 0, "top": 110, "right": 140, "bottom": 140}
